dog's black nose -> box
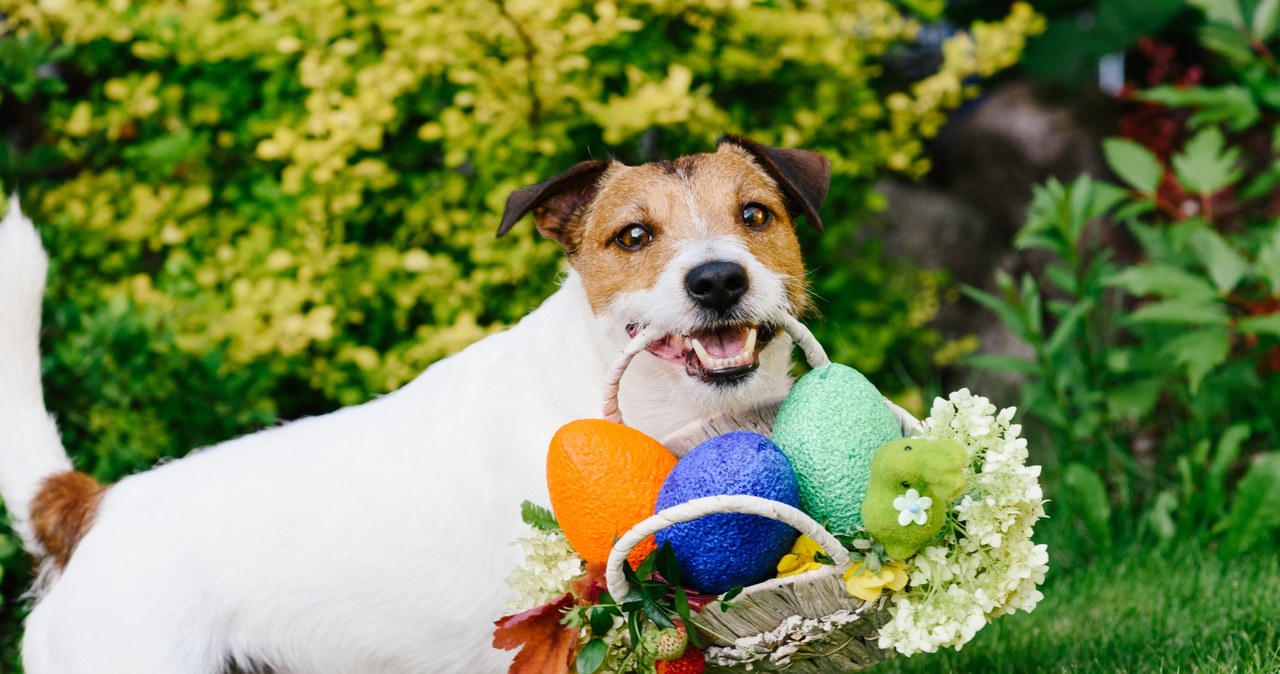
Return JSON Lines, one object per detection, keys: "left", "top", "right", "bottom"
{"left": 685, "top": 261, "right": 749, "bottom": 313}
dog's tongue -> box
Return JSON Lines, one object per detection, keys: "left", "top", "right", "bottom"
{"left": 693, "top": 327, "right": 748, "bottom": 358}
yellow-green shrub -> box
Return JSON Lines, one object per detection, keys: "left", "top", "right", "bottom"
{"left": 0, "top": 0, "right": 1039, "bottom": 660}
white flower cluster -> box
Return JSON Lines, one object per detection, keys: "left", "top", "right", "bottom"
{"left": 705, "top": 608, "right": 867, "bottom": 668}
{"left": 503, "top": 527, "right": 584, "bottom": 612}
{"left": 877, "top": 389, "right": 1049, "bottom": 655}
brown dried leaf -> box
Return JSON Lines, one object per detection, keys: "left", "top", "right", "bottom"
{"left": 492, "top": 594, "right": 575, "bottom": 674}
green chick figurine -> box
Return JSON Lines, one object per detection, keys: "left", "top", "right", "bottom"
{"left": 862, "top": 438, "right": 969, "bottom": 561}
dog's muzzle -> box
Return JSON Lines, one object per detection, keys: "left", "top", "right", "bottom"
{"left": 627, "top": 322, "right": 778, "bottom": 385}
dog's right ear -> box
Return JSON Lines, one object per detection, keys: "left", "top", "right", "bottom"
{"left": 497, "top": 160, "right": 611, "bottom": 246}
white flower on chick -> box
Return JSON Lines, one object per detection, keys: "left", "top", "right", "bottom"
{"left": 893, "top": 488, "right": 933, "bottom": 526}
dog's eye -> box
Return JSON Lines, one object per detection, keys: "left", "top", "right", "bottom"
{"left": 613, "top": 224, "right": 653, "bottom": 251}
{"left": 742, "top": 203, "right": 771, "bottom": 230}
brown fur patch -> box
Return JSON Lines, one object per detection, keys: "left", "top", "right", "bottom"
{"left": 569, "top": 145, "right": 809, "bottom": 313}
{"left": 31, "top": 471, "right": 105, "bottom": 569}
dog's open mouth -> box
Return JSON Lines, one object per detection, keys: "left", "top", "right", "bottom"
{"left": 627, "top": 323, "right": 778, "bottom": 384}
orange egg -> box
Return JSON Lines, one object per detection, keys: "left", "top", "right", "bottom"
{"left": 547, "top": 419, "right": 677, "bottom": 568}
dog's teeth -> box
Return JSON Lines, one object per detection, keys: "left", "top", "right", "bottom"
{"left": 690, "top": 338, "right": 711, "bottom": 364}
{"left": 688, "top": 331, "right": 764, "bottom": 371}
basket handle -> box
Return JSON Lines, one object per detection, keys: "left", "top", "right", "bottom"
{"left": 604, "top": 494, "right": 852, "bottom": 602}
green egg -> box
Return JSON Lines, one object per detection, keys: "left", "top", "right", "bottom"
{"left": 771, "top": 363, "right": 902, "bottom": 533}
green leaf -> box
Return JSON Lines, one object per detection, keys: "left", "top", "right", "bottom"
{"left": 520, "top": 501, "right": 559, "bottom": 532}
{"left": 1172, "top": 127, "right": 1243, "bottom": 194}
{"left": 1220, "top": 453, "right": 1280, "bottom": 557}
{"left": 1240, "top": 168, "right": 1280, "bottom": 201}
{"left": 964, "top": 354, "right": 1040, "bottom": 376}
{"left": 673, "top": 586, "right": 692, "bottom": 625}
{"left": 1139, "top": 86, "right": 1260, "bottom": 130}
{"left": 576, "top": 639, "right": 607, "bottom": 674}
{"left": 656, "top": 541, "right": 680, "bottom": 586}
{"left": 1130, "top": 221, "right": 1176, "bottom": 260}
{"left": 1254, "top": 0, "right": 1280, "bottom": 39}
{"left": 1255, "top": 227, "right": 1280, "bottom": 294}
{"left": 642, "top": 597, "right": 675, "bottom": 628}
{"left": 1015, "top": 231, "right": 1060, "bottom": 253}
{"left": 1045, "top": 299, "right": 1093, "bottom": 355}
{"left": 1258, "top": 68, "right": 1280, "bottom": 111}
{"left": 1126, "top": 298, "right": 1229, "bottom": 326}
{"left": 1189, "top": 0, "right": 1246, "bottom": 28}
{"left": 1113, "top": 199, "right": 1158, "bottom": 223}
{"left": 1103, "top": 138, "right": 1164, "bottom": 193}
{"left": 1190, "top": 228, "right": 1249, "bottom": 293}
{"left": 589, "top": 607, "right": 616, "bottom": 637}
{"left": 962, "top": 286, "right": 1027, "bottom": 339}
{"left": 1022, "top": 273, "right": 1043, "bottom": 339}
{"left": 1197, "top": 23, "right": 1258, "bottom": 64}
{"left": 1162, "top": 328, "right": 1231, "bottom": 392}
{"left": 1044, "top": 263, "right": 1078, "bottom": 294}
{"left": 621, "top": 561, "right": 642, "bottom": 601}
{"left": 673, "top": 587, "right": 702, "bottom": 647}
{"left": 1106, "top": 378, "right": 1164, "bottom": 420}
{"left": 638, "top": 580, "right": 667, "bottom": 602}
{"left": 1238, "top": 313, "right": 1280, "bottom": 336}
{"left": 635, "top": 548, "right": 657, "bottom": 581}
{"left": 1206, "top": 424, "right": 1251, "bottom": 517}
{"left": 1143, "top": 489, "right": 1179, "bottom": 541}
{"left": 722, "top": 586, "right": 743, "bottom": 602}
{"left": 626, "top": 609, "right": 642, "bottom": 646}
{"left": 1063, "top": 463, "right": 1113, "bottom": 547}
{"left": 1106, "top": 264, "right": 1220, "bottom": 300}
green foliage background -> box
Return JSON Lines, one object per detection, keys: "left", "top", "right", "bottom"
{"left": 0, "top": 0, "right": 1040, "bottom": 661}
{"left": 967, "top": 0, "right": 1280, "bottom": 566}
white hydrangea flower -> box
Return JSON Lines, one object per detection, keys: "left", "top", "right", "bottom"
{"left": 878, "top": 389, "right": 1049, "bottom": 656}
{"left": 503, "top": 527, "right": 584, "bottom": 612}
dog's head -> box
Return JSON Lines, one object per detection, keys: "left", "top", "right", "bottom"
{"left": 499, "top": 136, "right": 828, "bottom": 400}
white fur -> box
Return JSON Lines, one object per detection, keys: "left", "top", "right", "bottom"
{"left": 0, "top": 192, "right": 799, "bottom": 673}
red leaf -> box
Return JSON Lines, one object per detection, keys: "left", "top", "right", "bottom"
{"left": 684, "top": 590, "right": 721, "bottom": 612}
{"left": 571, "top": 562, "right": 608, "bottom": 605}
{"left": 492, "top": 594, "right": 576, "bottom": 674}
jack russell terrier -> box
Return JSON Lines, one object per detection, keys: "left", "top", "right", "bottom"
{"left": 0, "top": 135, "right": 830, "bottom": 673}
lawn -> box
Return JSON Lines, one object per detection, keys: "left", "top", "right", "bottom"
{"left": 872, "top": 544, "right": 1280, "bottom": 674}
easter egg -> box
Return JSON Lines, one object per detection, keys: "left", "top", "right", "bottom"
{"left": 771, "top": 363, "right": 902, "bottom": 533}
{"left": 654, "top": 432, "right": 801, "bottom": 595}
{"left": 547, "top": 419, "right": 677, "bottom": 567}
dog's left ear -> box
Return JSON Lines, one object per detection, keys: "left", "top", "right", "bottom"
{"left": 717, "top": 135, "right": 830, "bottom": 233}
{"left": 497, "top": 160, "right": 611, "bottom": 246}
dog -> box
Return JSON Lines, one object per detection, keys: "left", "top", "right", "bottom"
{"left": 0, "top": 135, "right": 830, "bottom": 673}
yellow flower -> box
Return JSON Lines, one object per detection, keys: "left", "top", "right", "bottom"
{"left": 776, "top": 535, "right": 826, "bottom": 578}
{"left": 843, "top": 561, "right": 909, "bottom": 602}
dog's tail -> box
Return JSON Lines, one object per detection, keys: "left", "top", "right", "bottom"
{"left": 0, "top": 196, "right": 102, "bottom": 570}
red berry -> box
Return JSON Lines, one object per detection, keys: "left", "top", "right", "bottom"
{"left": 655, "top": 646, "right": 705, "bottom": 674}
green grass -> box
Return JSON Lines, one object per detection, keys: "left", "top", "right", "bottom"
{"left": 872, "top": 545, "right": 1280, "bottom": 674}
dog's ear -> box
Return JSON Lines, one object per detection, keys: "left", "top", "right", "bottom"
{"left": 497, "top": 160, "right": 611, "bottom": 246}
{"left": 717, "top": 135, "right": 830, "bottom": 233}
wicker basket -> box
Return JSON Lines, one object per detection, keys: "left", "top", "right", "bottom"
{"left": 596, "top": 317, "right": 920, "bottom": 672}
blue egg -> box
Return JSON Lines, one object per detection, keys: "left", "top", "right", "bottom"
{"left": 654, "top": 431, "right": 801, "bottom": 595}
